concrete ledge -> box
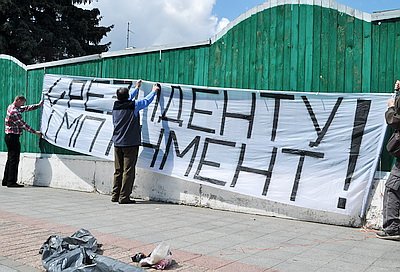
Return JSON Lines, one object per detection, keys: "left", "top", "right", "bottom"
{"left": 0, "top": 152, "right": 386, "bottom": 228}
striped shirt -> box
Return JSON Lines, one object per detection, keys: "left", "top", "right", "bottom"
{"left": 5, "top": 103, "right": 40, "bottom": 135}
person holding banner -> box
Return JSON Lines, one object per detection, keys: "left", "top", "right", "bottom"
{"left": 111, "top": 81, "right": 160, "bottom": 204}
{"left": 378, "top": 80, "right": 400, "bottom": 240}
{"left": 2, "top": 96, "right": 43, "bottom": 188}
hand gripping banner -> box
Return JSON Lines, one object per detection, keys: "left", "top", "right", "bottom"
{"left": 41, "top": 74, "right": 389, "bottom": 218}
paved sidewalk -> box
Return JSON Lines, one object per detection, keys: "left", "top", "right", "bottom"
{"left": 0, "top": 186, "right": 399, "bottom": 272}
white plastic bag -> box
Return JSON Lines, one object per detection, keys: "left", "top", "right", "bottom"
{"left": 139, "top": 242, "right": 171, "bottom": 267}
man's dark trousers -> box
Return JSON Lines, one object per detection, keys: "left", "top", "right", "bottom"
{"left": 383, "top": 173, "right": 400, "bottom": 234}
{"left": 2, "top": 134, "right": 21, "bottom": 186}
{"left": 112, "top": 146, "right": 139, "bottom": 203}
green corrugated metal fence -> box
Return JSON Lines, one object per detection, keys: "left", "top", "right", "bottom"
{"left": 0, "top": 3, "right": 399, "bottom": 169}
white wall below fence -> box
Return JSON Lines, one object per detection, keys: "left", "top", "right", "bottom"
{"left": 0, "top": 152, "right": 386, "bottom": 228}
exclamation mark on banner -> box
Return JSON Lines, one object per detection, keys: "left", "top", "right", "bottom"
{"left": 338, "top": 99, "right": 371, "bottom": 209}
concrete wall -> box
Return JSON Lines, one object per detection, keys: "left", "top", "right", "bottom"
{"left": 364, "top": 171, "right": 388, "bottom": 230}
{"left": 0, "top": 152, "right": 386, "bottom": 228}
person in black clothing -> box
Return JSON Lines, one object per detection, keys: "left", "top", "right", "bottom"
{"left": 378, "top": 80, "right": 400, "bottom": 240}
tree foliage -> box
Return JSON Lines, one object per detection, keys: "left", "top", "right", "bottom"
{"left": 0, "top": 0, "right": 113, "bottom": 64}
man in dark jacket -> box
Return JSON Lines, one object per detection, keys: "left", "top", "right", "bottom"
{"left": 111, "top": 81, "right": 160, "bottom": 204}
{"left": 378, "top": 80, "right": 400, "bottom": 240}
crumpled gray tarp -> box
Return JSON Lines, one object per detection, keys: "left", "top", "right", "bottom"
{"left": 39, "top": 228, "right": 144, "bottom": 272}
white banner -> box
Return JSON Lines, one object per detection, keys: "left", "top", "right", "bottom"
{"left": 41, "top": 74, "right": 389, "bottom": 217}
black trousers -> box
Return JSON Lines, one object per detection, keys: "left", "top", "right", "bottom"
{"left": 383, "top": 173, "right": 400, "bottom": 234}
{"left": 2, "top": 134, "right": 21, "bottom": 186}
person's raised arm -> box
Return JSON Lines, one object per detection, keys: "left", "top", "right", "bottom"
{"left": 20, "top": 100, "right": 44, "bottom": 113}
{"left": 129, "top": 79, "right": 142, "bottom": 100}
{"left": 134, "top": 83, "right": 161, "bottom": 115}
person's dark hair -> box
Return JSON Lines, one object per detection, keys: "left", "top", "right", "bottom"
{"left": 116, "top": 87, "right": 129, "bottom": 101}
{"left": 15, "top": 95, "right": 26, "bottom": 102}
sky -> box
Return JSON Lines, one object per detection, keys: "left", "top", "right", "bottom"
{"left": 79, "top": 0, "right": 400, "bottom": 52}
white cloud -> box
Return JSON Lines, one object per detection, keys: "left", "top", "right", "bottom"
{"left": 215, "top": 17, "right": 230, "bottom": 33}
{"left": 79, "top": 0, "right": 230, "bottom": 51}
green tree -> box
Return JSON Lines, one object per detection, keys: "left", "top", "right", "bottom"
{"left": 0, "top": 0, "right": 113, "bottom": 64}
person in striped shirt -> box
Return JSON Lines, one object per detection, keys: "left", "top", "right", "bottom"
{"left": 2, "top": 95, "right": 43, "bottom": 188}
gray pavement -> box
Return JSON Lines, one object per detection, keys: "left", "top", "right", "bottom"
{"left": 0, "top": 186, "right": 399, "bottom": 272}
